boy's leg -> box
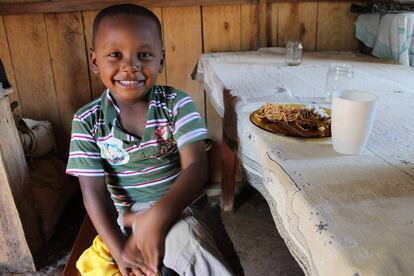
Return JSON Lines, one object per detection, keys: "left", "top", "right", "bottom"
{"left": 163, "top": 208, "right": 234, "bottom": 276}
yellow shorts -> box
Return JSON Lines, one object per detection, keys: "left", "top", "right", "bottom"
{"left": 76, "top": 235, "right": 121, "bottom": 276}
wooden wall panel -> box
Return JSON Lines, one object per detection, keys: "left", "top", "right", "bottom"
{"left": 163, "top": 6, "right": 204, "bottom": 117}
{"left": 202, "top": 5, "right": 241, "bottom": 53}
{"left": 81, "top": 10, "right": 105, "bottom": 99}
{"left": 0, "top": 16, "right": 20, "bottom": 115}
{"left": 268, "top": 3, "right": 278, "bottom": 47}
{"left": 241, "top": 4, "right": 257, "bottom": 51}
{"left": 278, "top": 3, "right": 317, "bottom": 50}
{"left": 150, "top": 7, "right": 167, "bottom": 86}
{"left": 257, "top": 0, "right": 267, "bottom": 47}
{"left": 203, "top": 5, "right": 242, "bottom": 183}
{"left": 317, "top": 2, "right": 359, "bottom": 51}
{"left": 4, "top": 14, "right": 60, "bottom": 132}
{"left": 45, "top": 12, "right": 92, "bottom": 154}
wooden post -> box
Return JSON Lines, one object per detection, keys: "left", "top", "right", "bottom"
{"left": 0, "top": 94, "right": 43, "bottom": 273}
{"left": 221, "top": 89, "right": 238, "bottom": 211}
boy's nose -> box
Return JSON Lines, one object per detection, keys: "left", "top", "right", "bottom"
{"left": 121, "top": 57, "right": 141, "bottom": 73}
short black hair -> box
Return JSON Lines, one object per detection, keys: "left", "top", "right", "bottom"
{"left": 92, "top": 3, "right": 163, "bottom": 47}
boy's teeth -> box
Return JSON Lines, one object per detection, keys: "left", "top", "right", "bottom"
{"left": 119, "top": 80, "right": 141, "bottom": 86}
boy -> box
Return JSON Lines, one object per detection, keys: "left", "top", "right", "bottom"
{"left": 66, "top": 4, "right": 232, "bottom": 276}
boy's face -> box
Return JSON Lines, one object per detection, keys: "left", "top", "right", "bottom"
{"left": 90, "top": 15, "right": 164, "bottom": 104}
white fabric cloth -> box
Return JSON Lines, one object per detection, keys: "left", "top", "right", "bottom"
{"left": 196, "top": 49, "right": 414, "bottom": 276}
{"left": 356, "top": 13, "right": 414, "bottom": 67}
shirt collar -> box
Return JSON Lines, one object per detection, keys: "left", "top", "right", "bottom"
{"left": 101, "top": 87, "right": 157, "bottom": 142}
{"left": 102, "top": 87, "right": 159, "bottom": 125}
{"left": 101, "top": 89, "right": 120, "bottom": 126}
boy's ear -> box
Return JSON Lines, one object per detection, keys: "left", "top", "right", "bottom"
{"left": 159, "top": 49, "right": 165, "bottom": 73}
{"left": 89, "top": 48, "right": 99, "bottom": 74}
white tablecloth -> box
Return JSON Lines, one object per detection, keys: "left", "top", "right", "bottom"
{"left": 195, "top": 49, "right": 414, "bottom": 276}
{"left": 356, "top": 13, "right": 414, "bottom": 67}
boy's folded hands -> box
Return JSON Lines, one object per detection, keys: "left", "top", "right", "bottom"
{"left": 122, "top": 209, "right": 167, "bottom": 276}
{"left": 116, "top": 253, "right": 146, "bottom": 276}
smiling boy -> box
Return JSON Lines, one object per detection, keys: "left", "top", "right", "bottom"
{"left": 66, "top": 4, "right": 232, "bottom": 276}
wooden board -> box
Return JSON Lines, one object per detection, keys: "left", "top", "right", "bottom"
{"left": 3, "top": 14, "right": 60, "bottom": 132}
{"left": 0, "top": 148, "right": 35, "bottom": 273}
{"left": 163, "top": 6, "right": 204, "bottom": 117}
{"left": 0, "top": 96, "right": 43, "bottom": 270}
{"left": 0, "top": 0, "right": 256, "bottom": 15}
{"left": 62, "top": 215, "right": 97, "bottom": 276}
{"left": 150, "top": 7, "right": 167, "bottom": 86}
{"left": 204, "top": 96, "right": 223, "bottom": 183}
{"left": 241, "top": 4, "right": 257, "bottom": 51}
{"left": 202, "top": 5, "right": 241, "bottom": 53}
{"left": 45, "top": 12, "right": 92, "bottom": 155}
{"left": 316, "top": 2, "right": 359, "bottom": 51}
{"left": 202, "top": 5, "right": 242, "bottom": 183}
{"left": 268, "top": 3, "right": 278, "bottom": 47}
{"left": 257, "top": 0, "right": 267, "bottom": 48}
{"left": 0, "top": 16, "right": 21, "bottom": 116}
{"left": 0, "top": 0, "right": 43, "bottom": 2}
{"left": 278, "top": 2, "right": 317, "bottom": 50}
{"left": 82, "top": 10, "right": 105, "bottom": 99}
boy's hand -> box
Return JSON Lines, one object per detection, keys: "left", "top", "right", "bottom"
{"left": 122, "top": 209, "right": 167, "bottom": 276}
{"left": 116, "top": 255, "right": 146, "bottom": 276}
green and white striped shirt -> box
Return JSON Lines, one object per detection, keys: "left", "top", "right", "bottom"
{"left": 66, "top": 85, "right": 208, "bottom": 215}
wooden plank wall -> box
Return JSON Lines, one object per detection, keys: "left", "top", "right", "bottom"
{"left": 0, "top": 2, "right": 359, "bottom": 184}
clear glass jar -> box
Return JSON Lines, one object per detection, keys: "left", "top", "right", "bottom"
{"left": 285, "top": 41, "right": 303, "bottom": 66}
{"left": 325, "top": 64, "right": 354, "bottom": 102}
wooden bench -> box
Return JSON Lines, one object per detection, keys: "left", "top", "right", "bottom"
{"left": 62, "top": 215, "right": 97, "bottom": 276}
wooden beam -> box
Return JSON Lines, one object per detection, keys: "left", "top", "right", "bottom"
{"left": 0, "top": 95, "right": 42, "bottom": 273}
{"left": 0, "top": 146, "right": 36, "bottom": 273}
{"left": 0, "top": 0, "right": 360, "bottom": 15}
{"left": 0, "top": 0, "right": 256, "bottom": 15}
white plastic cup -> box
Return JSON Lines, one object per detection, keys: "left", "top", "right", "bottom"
{"left": 331, "top": 90, "right": 378, "bottom": 155}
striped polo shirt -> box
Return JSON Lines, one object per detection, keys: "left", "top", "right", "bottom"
{"left": 66, "top": 85, "right": 208, "bottom": 215}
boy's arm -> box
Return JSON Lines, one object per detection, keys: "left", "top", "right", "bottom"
{"left": 79, "top": 176, "right": 147, "bottom": 275}
{"left": 123, "top": 140, "right": 208, "bottom": 274}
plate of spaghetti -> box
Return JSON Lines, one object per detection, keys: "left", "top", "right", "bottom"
{"left": 250, "top": 103, "right": 331, "bottom": 138}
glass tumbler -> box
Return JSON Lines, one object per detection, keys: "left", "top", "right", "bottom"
{"left": 285, "top": 41, "right": 303, "bottom": 66}
{"left": 325, "top": 64, "right": 354, "bottom": 102}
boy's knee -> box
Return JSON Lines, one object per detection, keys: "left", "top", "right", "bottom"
{"left": 164, "top": 214, "right": 214, "bottom": 259}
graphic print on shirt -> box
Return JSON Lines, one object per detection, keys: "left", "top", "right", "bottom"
{"left": 155, "top": 125, "right": 176, "bottom": 154}
{"left": 97, "top": 136, "right": 130, "bottom": 165}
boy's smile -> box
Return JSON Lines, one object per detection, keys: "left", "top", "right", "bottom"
{"left": 90, "top": 14, "right": 164, "bottom": 105}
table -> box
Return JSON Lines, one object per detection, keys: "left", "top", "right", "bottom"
{"left": 195, "top": 49, "right": 414, "bottom": 276}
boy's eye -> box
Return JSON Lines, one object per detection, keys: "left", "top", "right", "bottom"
{"left": 108, "top": 52, "right": 121, "bottom": 58}
{"left": 138, "top": 52, "right": 152, "bottom": 59}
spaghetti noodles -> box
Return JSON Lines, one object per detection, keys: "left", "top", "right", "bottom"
{"left": 256, "top": 103, "right": 331, "bottom": 132}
